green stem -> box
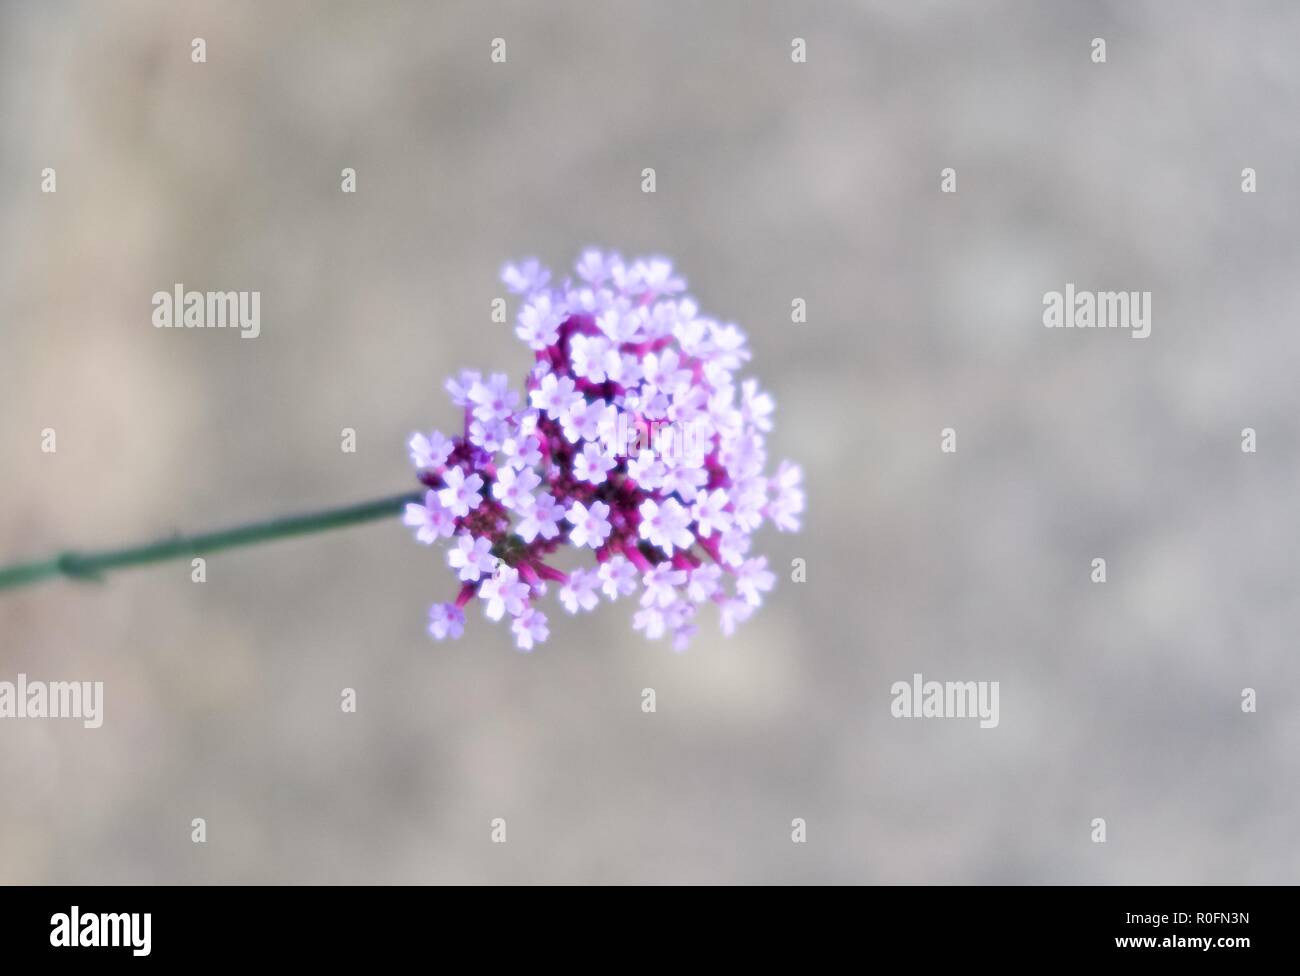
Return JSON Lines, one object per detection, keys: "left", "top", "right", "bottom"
{"left": 0, "top": 491, "right": 422, "bottom": 592}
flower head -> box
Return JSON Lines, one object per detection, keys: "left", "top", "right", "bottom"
{"left": 405, "top": 251, "right": 802, "bottom": 650}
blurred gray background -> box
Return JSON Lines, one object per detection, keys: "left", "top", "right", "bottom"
{"left": 2, "top": 0, "right": 1298, "bottom": 884}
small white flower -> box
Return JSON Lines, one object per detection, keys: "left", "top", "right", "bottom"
{"left": 500, "top": 434, "right": 542, "bottom": 471}
{"left": 561, "top": 398, "right": 612, "bottom": 444}
{"left": 512, "top": 607, "right": 549, "bottom": 651}
{"left": 468, "top": 373, "right": 519, "bottom": 424}
{"left": 447, "top": 533, "right": 497, "bottom": 582}
{"left": 516, "top": 292, "right": 565, "bottom": 349}
{"left": 632, "top": 606, "right": 667, "bottom": 640}
{"left": 640, "top": 563, "right": 687, "bottom": 609}
{"left": 638, "top": 497, "right": 694, "bottom": 556}
{"left": 740, "top": 378, "right": 774, "bottom": 432}
{"left": 408, "top": 430, "right": 453, "bottom": 470}
{"left": 570, "top": 334, "right": 613, "bottom": 382}
{"left": 718, "top": 597, "right": 754, "bottom": 636}
{"left": 437, "top": 466, "right": 484, "bottom": 518}
{"left": 403, "top": 490, "right": 455, "bottom": 543}
{"left": 530, "top": 373, "right": 582, "bottom": 420}
{"left": 641, "top": 348, "right": 691, "bottom": 398}
{"left": 709, "top": 321, "right": 749, "bottom": 368}
{"left": 491, "top": 465, "right": 541, "bottom": 512}
{"left": 691, "top": 488, "right": 732, "bottom": 538}
{"left": 575, "top": 248, "right": 615, "bottom": 286}
{"left": 631, "top": 257, "right": 685, "bottom": 297}
{"left": 735, "top": 556, "right": 776, "bottom": 607}
{"left": 565, "top": 500, "right": 613, "bottom": 549}
{"left": 573, "top": 443, "right": 616, "bottom": 485}
{"left": 660, "top": 457, "right": 708, "bottom": 500}
{"left": 686, "top": 564, "right": 722, "bottom": 603}
{"left": 717, "top": 529, "right": 751, "bottom": 567}
{"left": 444, "top": 369, "right": 482, "bottom": 407}
{"left": 597, "top": 555, "right": 639, "bottom": 600}
{"left": 468, "top": 417, "right": 509, "bottom": 452}
{"left": 767, "top": 460, "right": 804, "bottom": 532}
{"left": 627, "top": 450, "right": 666, "bottom": 490}
{"left": 479, "top": 566, "right": 530, "bottom": 621}
{"left": 559, "top": 568, "right": 601, "bottom": 614}
{"left": 501, "top": 258, "right": 550, "bottom": 295}
{"left": 427, "top": 603, "right": 465, "bottom": 640}
{"left": 596, "top": 306, "right": 643, "bottom": 344}
{"left": 516, "top": 492, "right": 565, "bottom": 543}
{"left": 607, "top": 352, "right": 643, "bottom": 387}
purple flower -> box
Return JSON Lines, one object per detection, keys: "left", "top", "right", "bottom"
{"left": 717, "top": 529, "right": 751, "bottom": 567}
{"left": 468, "top": 417, "right": 509, "bottom": 452}
{"left": 447, "top": 533, "right": 497, "bottom": 582}
{"left": 660, "top": 457, "right": 708, "bottom": 500}
{"left": 559, "top": 568, "right": 601, "bottom": 613}
{"left": 691, "top": 488, "right": 732, "bottom": 538}
{"left": 437, "top": 466, "right": 484, "bottom": 518}
{"left": 641, "top": 563, "right": 687, "bottom": 608}
{"left": 501, "top": 259, "right": 550, "bottom": 295}
{"left": 516, "top": 293, "right": 565, "bottom": 349}
{"left": 561, "top": 397, "right": 612, "bottom": 444}
{"left": 491, "top": 465, "right": 541, "bottom": 512}
{"left": 501, "top": 434, "right": 541, "bottom": 471}
{"left": 767, "top": 459, "right": 805, "bottom": 532}
{"left": 479, "top": 565, "right": 530, "bottom": 621}
{"left": 444, "top": 369, "right": 482, "bottom": 407}
{"left": 565, "top": 500, "right": 612, "bottom": 549}
{"left": 718, "top": 597, "right": 754, "bottom": 636}
{"left": 740, "top": 379, "right": 775, "bottom": 433}
{"left": 407, "top": 250, "right": 802, "bottom": 651}
{"left": 427, "top": 602, "right": 465, "bottom": 640}
{"left": 633, "top": 606, "right": 667, "bottom": 640}
{"left": 530, "top": 373, "right": 581, "bottom": 420}
{"left": 408, "top": 431, "right": 453, "bottom": 470}
{"left": 573, "top": 443, "right": 616, "bottom": 485}
{"left": 627, "top": 450, "right": 666, "bottom": 491}
{"left": 575, "top": 248, "right": 615, "bottom": 285}
{"left": 512, "top": 607, "right": 549, "bottom": 651}
{"left": 735, "top": 556, "right": 776, "bottom": 606}
{"left": 597, "top": 556, "right": 638, "bottom": 600}
{"left": 630, "top": 257, "right": 685, "bottom": 297}
{"left": 687, "top": 564, "right": 723, "bottom": 603}
{"left": 642, "top": 348, "right": 690, "bottom": 398}
{"left": 403, "top": 490, "right": 455, "bottom": 543}
{"left": 468, "top": 373, "right": 519, "bottom": 424}
{"left": 638, "top": 497, "right": 693, "bottom": 556}
{"left": 516, "top": 492, "right": 564, "bottom": 543}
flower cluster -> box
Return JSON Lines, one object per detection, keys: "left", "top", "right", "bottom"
{"left": 405, "top": 250, "right": 803, "bottom": 651}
